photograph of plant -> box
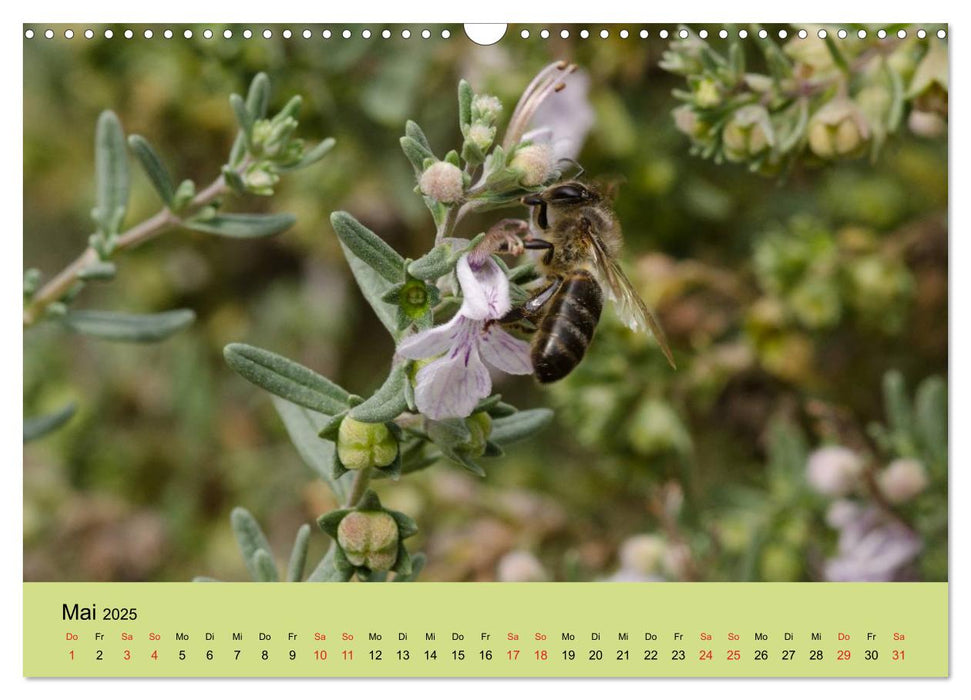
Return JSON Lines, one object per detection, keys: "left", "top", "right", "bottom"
{"left": 23, "top": 24, "right": 947, "bottom": 583}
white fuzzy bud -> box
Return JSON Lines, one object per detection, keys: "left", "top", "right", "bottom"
{"left": 471, "top": 94, "right": 503, "bottom": 124}
{"left": 510, "top": 143, "right": 555, "bottom": 187}
{"left": 467, "top": 123, "right": 495, "bottom": 151}
{"left": 877, "top": 458, "right": 929, "bottom": 504}
{"left": 806, "top": 446, "right": 864, "bottom": 496}
{"left": 419, "top": 161, "right": 464, "bottom": 204}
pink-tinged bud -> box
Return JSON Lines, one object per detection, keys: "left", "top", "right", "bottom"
{"left": 806, "top": 446, "right": 864, "bottom": 496}
{"left": 419, "top": 161, "right": 464, "bottom": 204}
{"left": 908, "top": 110, "right": 946, "bottom": 138}
{"left": 510, "top": 143, "right": 555, "bottom": 187}
{"left": 466, "top": 123, "right": 495, "bottom": 151}
{"left": 337, "top": 511, "right": 399, "bottom": 571}
{"left": 877, "top": 458, "right": 929, "bottom": 504}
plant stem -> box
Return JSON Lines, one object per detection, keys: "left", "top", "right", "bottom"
{"left": 23, "top": 174, "right": 231, "bottom": 327}
{"left": 344, "top": 467, "right": 372, "bottom": 508}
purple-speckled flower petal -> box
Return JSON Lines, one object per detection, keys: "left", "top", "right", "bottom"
{"left": 456, "top": 255, "right": 511, "bottom": 321}
{"left": 413, "top": 334, "right": 492, "bottom": 420}
{"left": 396, "top": 314, "right": 461, "bottom": 360}
{"left": 479, "top": 324, "right": 533, "bottom": 375}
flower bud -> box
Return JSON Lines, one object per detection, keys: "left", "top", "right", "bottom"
{"left": 721, "top": 105, "right": 774, "bottom": 162}
{"left": 807, "top": 98, "right": 871, "bottom": 159}
{"left": 337, "top": 511, "right": 400, "bottom": 572}
{"left": 497, "top": 550, "right": 548, "bottom": 582}
{"left": 908, "top": 109, "right": 946, "bottom": 138}
{"left": 877, "top": 458, "right": 929, "bottom": 504}
{"left": 692, "top": 78, "right": 721, "bottom": 108}
{"left": 618, "top": 534, "right": 666, "bottom": 575}
{"left": 806, "top": 445, "right": 863, "bottom": 496}
{"left": 337, "top": 417, "right": 398, "bottom": 471}
{"left": 466, "top": 123, "right": 496, "bottom": 152}
{"left": 471, "top": 94, "right": 503, "bottom": 125}
{"left": 672, "top": 105, "right": 709, "bottom": 140}
{"left": 909, "top": 40, "right": 948, "bottom": 117}
{"left": 242, "top": 163, "right": 280, "bottom": 196}
{"left": 458, "top": 412, "right": 492, "bottom": 459}
{"left": 510, "top": 143, "right": 555, "bottom": 187}
{"left": 419, "top": 161, "right": 464, "bottom": 204}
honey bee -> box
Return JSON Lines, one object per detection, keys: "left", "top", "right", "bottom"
{"left": 501, "top": 180, "right": 675, "bottom": 383}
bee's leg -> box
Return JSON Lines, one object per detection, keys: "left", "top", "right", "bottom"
{"left": 469, "top": 219, "right": 530, "bottom": 267}
{"left": 523, "top": 239, "right": 555, "bottom": 266}
{"left": 500, "top": 276, "right": 561, "bottom": 324}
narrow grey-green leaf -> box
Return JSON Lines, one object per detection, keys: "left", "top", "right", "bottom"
{"left": 405, "top": 120, "right": 432, "bottom": 152}
{"left": 251, "top": 549, "right": 279, "bottom": 582}
{"left": 306, "top": 545, "right": 353, "bottom": 582}
{"left": 286, "top": 524, "right": 312, "bottom": 582}
{"left": 23, "top": 402, "right": 77, "bottom": 442}
{"left": 394, "top": 552, "right": 426, "bottom": 582}
{"left": 128, "top": 135, "right": 175, "bottom": 205}
{"left": 400, "top": 136, "right": 433, "bottom": 173}
{"left": 94, "top": 110, "right": 129, "bottom": 234}
{"left": 184, "top": 213, "right": 295, "bottom": 238}
{"left": 408, "top": 244, "right": 454, "bottom": 280}
{"left": 458, "top": 79, "right": 473, "bottom": 129}
{"left": 271, "top": 396, "right": 351, "bottom": 502}
{"left": 78, "top": 261, "right": 117, "bottom": 281}
{"left": 63, "top": 309, "right": 195, "bottom": 343}
{"left": 489, "top": 408, "right": 554, "bottom": 445}
{"left": 330, "top": 211, "right": 404, "bottom": 284}
{"left": 349, "top": 364, "right": 408, "bottom": 423}
{"left": 340, "top": 241, "right": 400, "bottom": 337}
{"left": 883, "top": 370, "right": 913, "bottom": 437}
{"left": 246, "top": 72, "right": 271, "bottom": 119}
{"left": 231, "top": 507, "right": 274, "bottom": 581}
{"left": 225, "top": 343, "right": 350, "bottom": 414}
{"left": 915, "top": 375, "right": 947, "bottom": 470}
{"left": 229, "top": 93, "right": 253, "bottom": 148}
{"left": 277, "top": 137, "right": 336, "bottom": 173}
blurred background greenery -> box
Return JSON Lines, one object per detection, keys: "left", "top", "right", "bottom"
{"left": 23, "top": 24, "right": 947, "bottom": 582}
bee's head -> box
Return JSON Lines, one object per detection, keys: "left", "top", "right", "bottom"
{"left": 522, "top": 182, "right": 600, "bottom": 230}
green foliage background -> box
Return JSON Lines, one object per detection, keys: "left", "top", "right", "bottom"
{"left": 23, "top": 24, "right": 947, "bottom": 582}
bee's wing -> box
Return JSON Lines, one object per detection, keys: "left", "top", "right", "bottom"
{"left": 588, "top": 234, "right": 677, "bottom": 369}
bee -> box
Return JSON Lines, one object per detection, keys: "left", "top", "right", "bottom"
{"left": 501, "top": 180, "right": 675, "bottom": 383}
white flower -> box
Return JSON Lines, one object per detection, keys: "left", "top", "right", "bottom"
{"left": 824, "top": 506, "right": 922, "bottom": 582}
{"left": 806, "top": 445, "right": 864, "bottom": 496}
{"left": 419, "top": 161, "right": 464, "bottom": 204}
{"left": 877, "top": 458, "right": 929, "bottom": 504}
{"left": 397, "top": 254, "right": 532, "bottom": 420}
{"left": 618, "top": 534, "right": 666, "bottom": 575}
{"left": 510, "top": 142, "right": 555, "bottom": 187}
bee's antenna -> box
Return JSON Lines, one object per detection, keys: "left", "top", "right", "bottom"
{"left": 556, "top": 157, "right": 585, "bottom": 180}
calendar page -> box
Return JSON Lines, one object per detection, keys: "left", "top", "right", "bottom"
{"left": 21, "top": 20, "right": 949, "bottom": 681}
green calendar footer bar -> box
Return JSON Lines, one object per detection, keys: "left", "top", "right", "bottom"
{"left": 24, "top": 582, "right": 948, "bottom": 678}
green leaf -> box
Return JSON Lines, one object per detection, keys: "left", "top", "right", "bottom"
{"left": 405, "top": 120, "right": 432, "bottom": 152}
{"left": 229, "top": 94, "right": 253, "bottom": 149}
{"left": 93, "top": 111, "right": 130, "bottom": 235}
{"left": 277, "top": 137, "right": 336, "bottom": 173}
{"left": 192, "top": 576, "right": 220, "bottom": 583}
{"left": 62, "top": 309, "right": 195, "bottom": 343}
{"left": 766, "top": 417, "right": 808, "bottom": 483}
{"left": 231, "top": 507, "right": 275, "bottom": 582}
{"left": 306, "top": 545, "right": 353, "bottom": 582}
{"left": 23, "top": 402, "right": 77, "bottom": 442}
{"left": 330, "top": 211, "right": 405, "bottom": 284}
{"left": 914, "top": 375, "right": 947, "bottom": 470}
{"left": 349, "top": 364, "right": 409, "bottom": 423}
{"left": 394, "top": 552, "right": 426, "bottom": 582}
{"left": 245, "top": 72, "right": 272, "bottom": 120}
{"left": 225, "top": 343, "right": 350, "bottom": 415}
{"left": 489, "top": 409, "right": 553, "bottom": 445}
{"left": 184, "top": 213, "right": 295, "bottom": 238}
{"left": 458, "top": 79, "right": 474, "bottom": 129}
{"left": 400, "top": 136, "right": 434, "bottom": 173}
{"left": 251, "top": 549, "right": 279, "bottom": 582}
{"left": 271, "top": 396, "right": 351, "bottom": 502}
{"left": 340, "top": 242, "right": 400, "bottom": 337}
{"left": 286, "top": 524, "right": 312, "bottom": 582}
{"left": 408, "top": 244, "right": 455, "bottom": 280}
{"left": 883, "top": 370, "right": 913, "bottom": 438}
{"left": 77, "top": 261, "right": 117, "bottom": 281}
{"left": 128, "top": 135, "right": 175, "bottom": 205}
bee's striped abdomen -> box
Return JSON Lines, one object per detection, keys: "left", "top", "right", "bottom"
{"left": 532, "top": 271, "right": 603, "bottom": 384}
